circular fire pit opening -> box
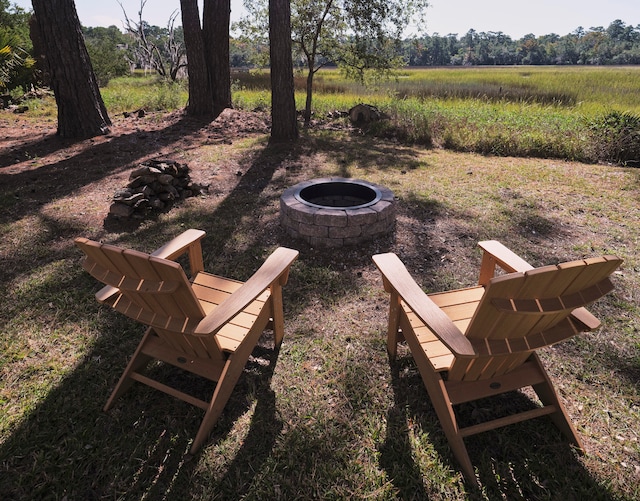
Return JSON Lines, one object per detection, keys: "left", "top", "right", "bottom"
{"left": 280, "top": 178, "right": 395, "bottom": 247}
{"left": 296, "top": 181, "right": 381, "bottom": 209}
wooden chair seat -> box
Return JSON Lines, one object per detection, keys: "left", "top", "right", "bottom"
{"left": 192, "top": 271, "right": 270, "bottom": 353}
{"left": 401, "top": 286, "right": 484, "bottom": 371}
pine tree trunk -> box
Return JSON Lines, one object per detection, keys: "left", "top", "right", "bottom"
{"left": 203, "top": 0, "right": 232, "bottom": 116}
{"left": 31, "top": 0, "right": 111, "bottom": 139}
{"left": 269, "top": 0, "right": 298, "bottom": 143}
{"left": 180, "top": 0, "right": 214, "bottom": 116}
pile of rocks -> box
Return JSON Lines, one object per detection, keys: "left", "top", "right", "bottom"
{"left": 109, "top": 159, "right": 207, "bottom": 218}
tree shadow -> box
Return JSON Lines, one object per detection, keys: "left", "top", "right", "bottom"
{"left": 0, "top": 138, "right": 301, "bottom": 499}
{"left": 378, "top": 361, "right": 436, "bottom": 500}
{"left": 3, "top": 117, "right": 633, "bottom": 498}
{"left": 0, "top": 308, "right": 285, "bottom": 499}
{"left": 0, "top": 165, "right": 290, "bottom": 496}
{"left": 0, "top": 112, "right": 214, "bottom": 227}
{"left": 294, "top": 129, "right": 429, "bottom": 176}
{"left": 2, "top": 135, "right": 394, "bottom": 499}
{"left": 0, "top": 112, "right": 221, "bottom": 291}
{"left": 207, "top": 346, "right": 283, "bottom": 498}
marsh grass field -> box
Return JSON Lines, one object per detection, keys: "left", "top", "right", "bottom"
{"left": 87, "top": 65, "right": 640, "bottom": 163}
{"left": 19, "top": 65, "right": 640, "bottom": 165}
{"left": 1, "top": 66, "right": 639, "bottom": 499}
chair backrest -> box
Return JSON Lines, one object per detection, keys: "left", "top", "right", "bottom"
{"left": 448, "top": 255, "right": 622, "bottom": 381}
{"left": 75, "top": 238, "right": 223, "bottom": 359}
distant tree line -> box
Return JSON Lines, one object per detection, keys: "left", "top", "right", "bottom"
{"left": 403, "top": 20, "right": 640, "bottom": 66}
{"left": 228, "top": 19, "right": 640, "bottom": 68}
{"left": 5, "top": 5, "right": 639, "bottom": 95}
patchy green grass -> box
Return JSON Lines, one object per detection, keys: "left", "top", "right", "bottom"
{"left": 102, "top": 74, "right": 189, "bottom": 113}
{"left": 1, "top": 111, "right": 639, "bottom": 500}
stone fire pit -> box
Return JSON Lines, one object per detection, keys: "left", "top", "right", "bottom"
{"left": 280, "top": 178, "right": 395, "bottom": 247}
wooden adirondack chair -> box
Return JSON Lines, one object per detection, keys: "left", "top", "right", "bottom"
{"left": 75, "top": 229, "right": 298, "bottom": 454}
{"left": 373, "top": 241, "right": 622, "bottom": 486}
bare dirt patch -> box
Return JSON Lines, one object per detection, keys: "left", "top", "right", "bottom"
{"left": 0, "top": 108, "right": 272, "bottom": 228}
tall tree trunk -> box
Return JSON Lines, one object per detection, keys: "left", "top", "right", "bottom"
{"left": 180, "top": 0, "right": 214, "bottom": 116}
{"left": 30, "top": 0, "right": 111, "bottom": 139}
{"left": 202, "top": 0, "right": 231, "bottom": 116}
{"left": 269, "top": 0, "right": 298, "bottom": 143}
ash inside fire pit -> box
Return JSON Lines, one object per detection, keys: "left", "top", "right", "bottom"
{"left": 296, "top": 181, "right": 381, "bottom": 209}
{"left": 280, "top": 178, "right": 395, "bottom": 247}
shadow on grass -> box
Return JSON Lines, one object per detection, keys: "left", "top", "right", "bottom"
{"left": 295, "top": 129, "right": 429, "bottom": 177}
{"left": 4, "top": 122, "right": 632, "bottom": 498}
{"left": 0, "top": 312, "right": 284, "bottom": 499}
{"left": 0, "top": 113, "right": 221, "bottom": 292}
{"left": 2, "top": 136, "right": 394, "bottom": 499}
{"left": 379, "top": 358, "right": 462, "bottom": 499}
{"left": 381, "top": 353, "right": 624, "bottom": 500}
{"left": 0, "top": 141, "right": 293, "bottom": 498}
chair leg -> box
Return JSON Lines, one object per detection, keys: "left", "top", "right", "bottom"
{"left": 530, "top": 353, "right": 585, "bottom": 452}
{"left": 189, "top": 321, "right": 267, "bottom": 454}
{"left": 104, "top": 328, "right": 154, "bottom": 411}
{"left": 399, "top": 315, "right": 479, "bottom": 486}
{"left": 386, "top": 292, "right": 402, "bottom": 360}
{"left": 424, "top": 375, "right": 479, "bottom": 487}
{"left": 270, "top": 286, "right": 285, "bottom": 348}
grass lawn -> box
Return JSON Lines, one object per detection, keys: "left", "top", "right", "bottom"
{"left": 0, "top": 107, "right": 639, "bottom": 500}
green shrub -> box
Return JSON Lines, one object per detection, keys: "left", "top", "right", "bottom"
{"left": 149, "top": 80, "right": 186, "bottom": 111}
{"left": 590, "top": 111, "right": 640, "bottom": 166}
{"left": 101, "top": 76, "right": 188, "bottom": 113}
{"left": 0, "top": 31, "right": 35, "bottom": 92}
{"left": 85, "top": 40, "right": 130, "bottom": 88}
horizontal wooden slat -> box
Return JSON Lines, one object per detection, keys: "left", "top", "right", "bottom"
{"left": 373, "top": 253, "right": 476, "bottom": 358}
{"left": 192, "top": 272, "right": 243, "bottom": 291}
{"left": 437, "top": 303, "right": 479, "bottom": 322}
{"left": 141, "top": 332, "right": 226, "bottom": 374}
{"left": 429, "top": 287, "right": 485, "bottom": 307}
{"left": 193, "top": 247, "right": 299, "bottom": 336}
{"left": 129, "top": 372, "right": 210, "bottom": 410}
{"left": 459, "top": 406, "right": 556, "bottom": 438}
{"left": 194, "top": 284, "right": 267, "bottom": 317}
{"left": 430, "top": 353, "right": 455, "bottom": 371}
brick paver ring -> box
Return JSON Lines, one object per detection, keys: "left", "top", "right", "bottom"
{"left": 280, "top": 178, "right": 395, "bottom": 247}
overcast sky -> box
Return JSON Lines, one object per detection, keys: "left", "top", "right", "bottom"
{"left": 11, "top": 0, "right": 640, "bottom": 39}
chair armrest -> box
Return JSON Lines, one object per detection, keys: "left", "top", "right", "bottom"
{"left": 150, "top": 228, "right": 206, "bottom": 274}
{"left": 372, "top": 253, "right": 476, "bottom": 358}
{"left": 193, "top": 247, "right": 299, "bottom": 336}
{"left": 477, "top": 240, "right": 534, "bottom": 285}
{"left": 569, "top": 307, "right": 601, "bottom": 331}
